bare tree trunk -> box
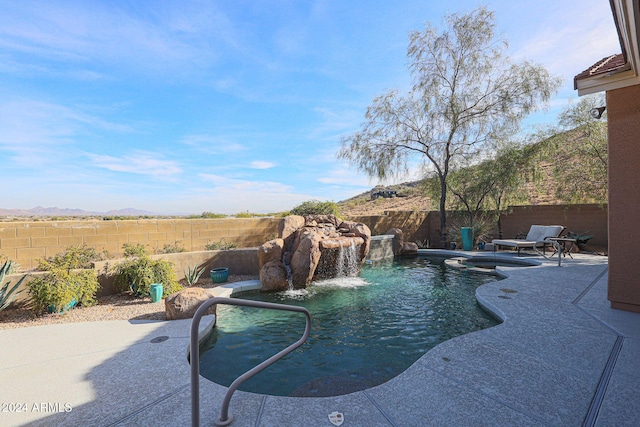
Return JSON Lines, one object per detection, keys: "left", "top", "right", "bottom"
{"left": 439, "top": 178, "right": 447, "bottom": 248}
{"left": 496, "top": 195, "right": 504, "bottom": 239}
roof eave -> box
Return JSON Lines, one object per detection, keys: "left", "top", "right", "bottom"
{"left": 576, "top": 65, "right": 639, "bottom": 95}
{"left": 576, "top": 0, "right": 640, "bottom": 95}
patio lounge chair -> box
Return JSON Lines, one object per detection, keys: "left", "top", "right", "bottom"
{"left": 491, "top": 225, "right": 565, "bottom": 256}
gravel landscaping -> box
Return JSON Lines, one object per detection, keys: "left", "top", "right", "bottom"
{"left": 0, "top": 274, "right": 258, "bottom": 330}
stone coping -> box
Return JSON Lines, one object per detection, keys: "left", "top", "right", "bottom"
{"left": 209, "top": 279, "right": 263, "bottom": 298}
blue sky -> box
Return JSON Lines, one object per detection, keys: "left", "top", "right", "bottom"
{"left": 0, "top": 1, "right": 620, "bottom": 215}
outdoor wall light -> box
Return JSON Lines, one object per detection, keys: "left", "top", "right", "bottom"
{"left": 589, "top": 106, "right": 606, "bottom": 119}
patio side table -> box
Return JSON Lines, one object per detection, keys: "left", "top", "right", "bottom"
{"left": 548, "top": 237, "right": 577, "bottom": 259}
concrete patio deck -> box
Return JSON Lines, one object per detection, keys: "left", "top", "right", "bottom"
{"left": 1, "top": 251, "right": 639, "bottom": 426}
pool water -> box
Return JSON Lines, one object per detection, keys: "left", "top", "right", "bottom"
{"left": 198, "top": 257, "right": 499, "bottom": 397}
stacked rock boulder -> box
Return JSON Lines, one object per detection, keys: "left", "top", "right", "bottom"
{"left": 258, "top": 214, "right": 371, "bottom": 292}
{"left": 165, "top": 287, "right": 217, "bottom": 320}
{"left": 385, "top": 227, "right": 419, "bottom": 256}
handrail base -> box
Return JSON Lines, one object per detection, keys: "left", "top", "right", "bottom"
{"left": 215, "top": 415, "right": 235, "bottom": 427}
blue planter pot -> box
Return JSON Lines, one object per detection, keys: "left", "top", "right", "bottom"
{"left": 461, "top": 227, "right": 474, "bottom": 251}
{"left": 150, "top": 283, "right": 163, "bottom": 302}
{"left": 210, "top": 267, "right": 229, "bottom": 283}
{"left": 47, "top": 298, "right": 77, "bottom": 314}
{"left": 130, "top": 282, "right": 142, "bottom": 297}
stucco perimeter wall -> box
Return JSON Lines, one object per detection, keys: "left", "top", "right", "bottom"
{"left": 348, "top": 211, "right": 430, "bottom": 244}
{"left": 607, "top": 84, "right": 640, "bottom": 312}
{"left": 499, "top": 205, "right": 608, "bottom": 246}
{"left": 7, "top": 248, "right": 261, "bottom": 303}
{"left": 349, "top": 204, "right": 608, "bottom": 248}
{"left": 92, "top": 248, "right": 260, "bottom": 297}
{"left": 0, "top": 218, "right": 280, "bottom": 271}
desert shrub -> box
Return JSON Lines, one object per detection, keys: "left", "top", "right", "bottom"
{"left": 290, "top": 200, "right": 339, "bottom": 216}
{"left": 446, "top": 215, "right": 495, "bottom": 246}
{"left": 29, "top": 245, "right": 102, "bottom": 314}
{"left": 205, "top": 239, "right": 238, "bottom": 250}
{"left": 233, "top": 212, "right": 255, "bottom": 218}
{"left": 112, "top": 244, "right": 182, "bottom": 298}
{"left": 37, "top": 244, "right": 108, "bottom": 271}
{"left": 156, "top": 241, "right": 186, "bottom": 254}
{"left": 28, "top": 268, "right": 99, "bottom": 314}
{"left": 199, "top": 212, "right": 227, "bottom": 219}
{"left": 122, "top": 243, "right": 148, "bottom": 258}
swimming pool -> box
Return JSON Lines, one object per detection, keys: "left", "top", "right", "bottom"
{"left": 198, "top": 256, "right": 499, "bottom": 397}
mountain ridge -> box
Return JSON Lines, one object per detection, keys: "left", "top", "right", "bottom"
{"left": 0, "top": 206, "right": 157, "bottom": 217}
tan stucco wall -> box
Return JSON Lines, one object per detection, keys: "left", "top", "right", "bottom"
{"left": 606, "top": 85, "right": 640, "bottom": 312}
{"left": 7, "top": 248, "right": 261, "bottom": 304}
{"left": 1, "top": 207, "right": 608, "bottom": 273}
{"left": 349, "top": 211, "right": 430, "bottom": 244}
{"left": 0, "top": 218, "right": 279, "bottom": 270}
{"left": 350, "top": 205, "right": 608, "bottom": 249}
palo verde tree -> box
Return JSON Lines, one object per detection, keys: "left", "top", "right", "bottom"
{"left": 445, "top": 142, "right": 540, "bottom": 238}
{"left": 339, "top": 7, "right": 560, "bottom": 247}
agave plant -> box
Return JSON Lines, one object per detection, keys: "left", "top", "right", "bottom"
{"left": 1, "top": 260, "right": 27, "bottom": 312}
{"left": 184, "top": 264, "right": 206, "bottom": 286}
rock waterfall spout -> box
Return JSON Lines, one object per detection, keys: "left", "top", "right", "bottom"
{"left": 258, "top": 215, "right": 371, "bottom": 292}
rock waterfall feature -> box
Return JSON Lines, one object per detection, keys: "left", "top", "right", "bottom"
{"left": 258, "top": 215, "right": 371, "bottom": 292}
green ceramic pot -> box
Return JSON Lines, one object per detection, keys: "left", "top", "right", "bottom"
{"left": 210, "top": 267, "right": 229, "bottom": 283}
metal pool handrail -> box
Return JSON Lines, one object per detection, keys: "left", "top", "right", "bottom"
{"left": 190, "top": 297, "right": 311, "bottom": 427}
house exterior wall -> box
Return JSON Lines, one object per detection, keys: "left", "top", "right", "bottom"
{"left": 606, "top": 84, "right": 640, "bottom": 312}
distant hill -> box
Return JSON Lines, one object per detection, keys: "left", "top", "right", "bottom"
{"left": 338, "top": 181, "right": 432, "bottom": 217}
{"left": 337, "top": 125, "right": 607, "bottom": 217}
{"left": 0, "top": 206, "right": 157, "bottom": 218}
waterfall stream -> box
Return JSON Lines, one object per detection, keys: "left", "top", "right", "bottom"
{"left": 282, "top": 251, "right": 294, "bottom": 290}
{"left": 336, "top": 240, "right": 359, "bottom": 277}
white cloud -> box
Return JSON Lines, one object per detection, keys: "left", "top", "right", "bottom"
{"left": 0, "top": 98, "right": 131, "bottom": 166}
{"left": 199, "top": 174, "right": 292, "bottom": 193}
{"left": 309, "top": 106, "right": 363, "bottom": 141}
{"left": 316, "top": 166, "right": 376, "bottom": 186}
{"left": 88, "top": 151, "right": 182, "bottom": 176}
{"left": 193, "top": 174, "right": 310, "bottom": 213}
{"left": 0, "top": 2, "right": 237, "bottom": 79}
{"left": 249, "top": 160, "right": 276, "bottom": 169}
{"left": 180, "top": 134, "right": 245, "bottom": 154}
{"left": 512, "top": 3, "right": 620, "bottom": 82}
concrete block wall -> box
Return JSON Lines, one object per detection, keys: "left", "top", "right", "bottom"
{"left": 0, "top": 205, "right": 607, "bottom": 272}
{"left": 349, "top": 211, "right": 430, "bottom": 244}
{"left": 499, "top": 205, "right": 608, "bottom": 247}
{"left": 92, "top": 248, "right": 260, "bottom": 297}
{"left": 0, "top": 218, "right": 280, "bottom": 271}
{"left": 7, "top": 248, "right": 261, "bottom": 304}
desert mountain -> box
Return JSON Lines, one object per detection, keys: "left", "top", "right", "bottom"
{"left": 0, "top": 206, "right": 157, "bottom": 218}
